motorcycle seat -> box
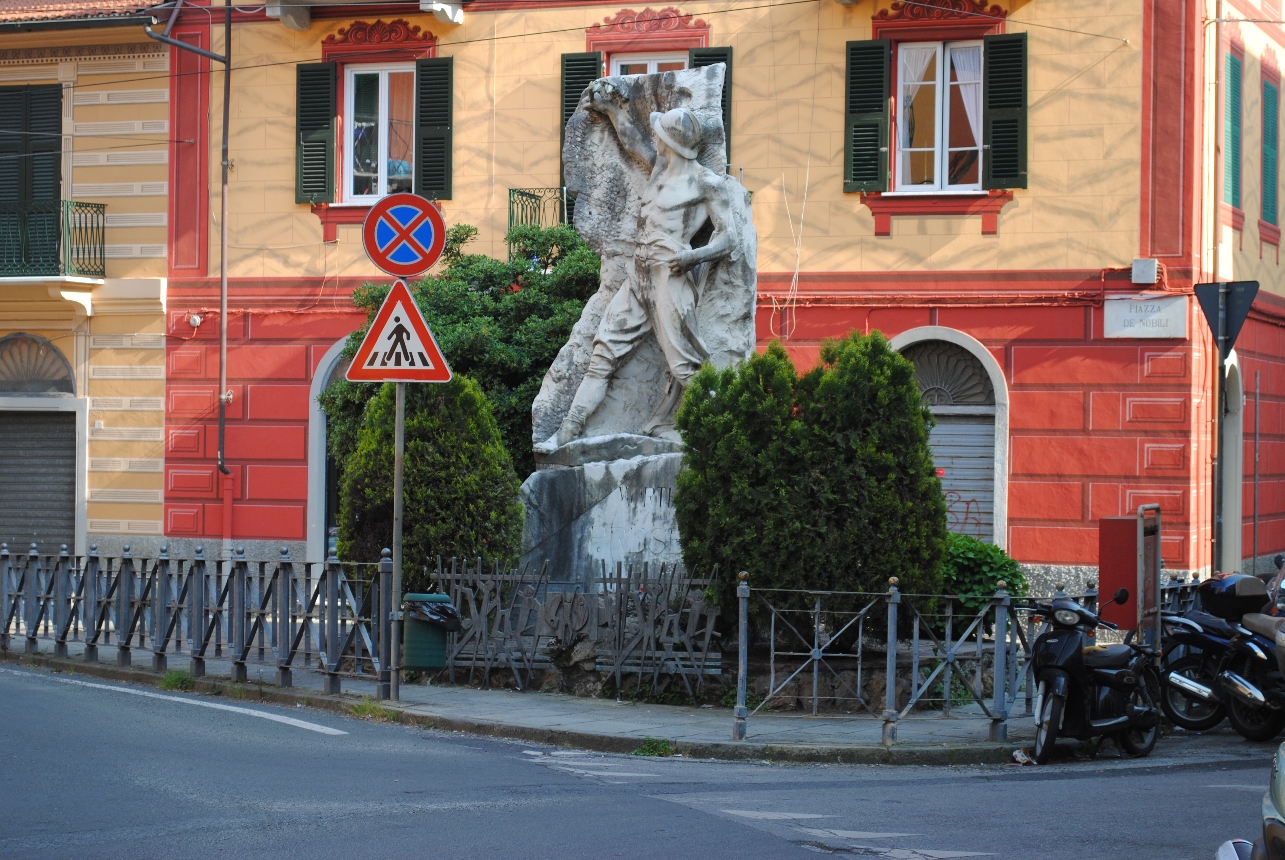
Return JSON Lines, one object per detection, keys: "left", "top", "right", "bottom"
{"left": 1082, "top": 643, "right": 1133, "bottom": 667}
{"left": 1183, "top": 610, "right": 1237, "bottom": 638}
{"left": 1241, "top": 613, "right": 1285, "bottom": 639}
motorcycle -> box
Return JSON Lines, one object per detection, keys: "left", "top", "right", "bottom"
{"left": 1196, "top": 574, "right": 1285, "bottom": 742}
{"left": 1159, "top": 607, "right": 1235, "bottom": 731}
{"left": 1027, "top": 587, "right": 1161, "bottom": 764}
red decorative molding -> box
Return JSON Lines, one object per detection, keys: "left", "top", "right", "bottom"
{"left": 1266, "top": 47, "right": 1281, "bottom": 87}
{"left": 1223, "top": 201, "right": 1246, "bottom": 231}
{"left": 1260, "top": 220, "right": 1280, "bottom": 264}
{"left": 593, "top": 6, "right": 705, "bottom": 33}
{"left": 860, "top": 191, "right": 1013, "bottom": 236}
{"left": 874, "top": 0, "right": 1006, "bottom": 23}
{"left": 311, "top": 200, "right": 442, "bottom": 243}
{"left": 587, "top": 6, "right": 708, "bottom": 57}
{"left": 311, "top": 205, "right": 368, "bottom": 243}
{"left": 169, "top": 24, "right": 210, "bottom": 277}
{"left": 322, "top": 18, "right": 437, "bottom": 61}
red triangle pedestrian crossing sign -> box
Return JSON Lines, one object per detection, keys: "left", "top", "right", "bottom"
{"left": 347, "top": 279, "right": 452, "bottom": 383}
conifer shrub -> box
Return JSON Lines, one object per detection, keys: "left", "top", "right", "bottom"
{"left": 336, "top": 377, "right": 523, "bottom": 590}
{"left": 674, "top": 333, "right": 948, "bottom": 636}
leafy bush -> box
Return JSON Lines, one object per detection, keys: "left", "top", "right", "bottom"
{"left": 675, "top": 333, "right": 948, "bottom": 635}
{"left": 940, "top": 533, "right": 1027, "bottom": 617}
{"left": 336, "top": 377, "right": 523, "bottom": 587}
{"left": 320, "top": 223, "right": 599, "bottom": 480}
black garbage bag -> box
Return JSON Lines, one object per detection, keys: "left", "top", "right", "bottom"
{"left": 408, "top": 600, "right": 463, "bottom": 633}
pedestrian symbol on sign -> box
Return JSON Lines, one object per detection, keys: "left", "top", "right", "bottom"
{"left": 347, "top": 279, "right": 452, "bottom": 383}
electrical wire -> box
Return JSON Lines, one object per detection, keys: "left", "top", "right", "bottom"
{"left": 50, "top": 0, "right": 1136, "bottom": 96}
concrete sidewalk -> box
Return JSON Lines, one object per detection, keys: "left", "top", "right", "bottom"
{"left": 3, "top": 640, "right": 1035, "bottom": 764}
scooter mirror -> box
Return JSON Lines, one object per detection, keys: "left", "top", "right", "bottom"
{"left": 1113, "top": 587, "right": 1130, "bottom": 605}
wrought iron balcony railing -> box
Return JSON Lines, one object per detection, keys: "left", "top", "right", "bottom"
{"left": 0, "top": 201, "right": 106, "bottom": 278}
{"left": 508, "top": 187, "right": 569, "bottom": 260}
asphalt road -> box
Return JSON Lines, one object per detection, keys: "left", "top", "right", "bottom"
{"left": 0, "top": 664, "right": 1275, "bottom": 860}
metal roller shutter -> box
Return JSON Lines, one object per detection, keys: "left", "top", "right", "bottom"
{"left": 0, "top": 411, "right": 75, "bottom": 553}
{"left": 928, "top": 413, "right": 995, "bottom": 539}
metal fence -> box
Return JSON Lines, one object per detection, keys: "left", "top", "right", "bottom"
{"left": 434, "top": 557, "right": 720, "bottom": 697}
{"left": 0, "top": 543, "right": 394, "bottom": 696}
{"left": 0, "top": 201, "right": 106, "bottom": 278}
{"left": 730, "top": 574, "right": 1202, "bottom": 743}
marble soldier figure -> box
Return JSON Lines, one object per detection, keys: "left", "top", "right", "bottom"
{"left": 534, "top": 79, "right": 738, "bottom": 454}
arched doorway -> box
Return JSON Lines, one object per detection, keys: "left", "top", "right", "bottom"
{"left": 306, "top": 339, "right": 352, "bottom": 562}
{"left": 890, "top": 327, "right": 1010, "bottom": 548}
{"left": 1221, "top": 354, "right": 1244, "bottom": 572}
{"left": 0, "top": 333, "right": 79, "bottom": 553}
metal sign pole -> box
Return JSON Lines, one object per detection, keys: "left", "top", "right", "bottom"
{"left": 1214, "top": 283, "right": 1227, "bottom": 573}
{"left": 391, "top": 381, "right": 405, "bottom": 701}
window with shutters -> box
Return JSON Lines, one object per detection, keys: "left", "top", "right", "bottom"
{"left": 1265, "top": 79, "right": 1279, "bottom": 228}
{"left": 1262, "top": 59, "right": 1281, "bottom": 260}
{"left": 343, "top": 64, "right": 415, "bottom": 203}
{"left": 894, "top": 41, "right": 983, "bottom": 192}
{"left": 610, "top": 53, "right": 687, "bottom": 75}
{"left": 0, "top": 85, "right": 62, "bottom": 204}
{"left": 1226, "top": 52, "right": 1243, "bottom": 211}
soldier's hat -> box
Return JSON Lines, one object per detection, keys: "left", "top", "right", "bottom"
{"left": 649, "top": 108, "right": 701, "bottom": 159}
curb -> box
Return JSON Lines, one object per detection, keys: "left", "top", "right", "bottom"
{"left": 0, "top": 649, "right": 1025, "bottom": 766}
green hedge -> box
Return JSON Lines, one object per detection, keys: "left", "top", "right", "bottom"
{"left": 336, "top": 377, "right": 522, "bottom": 590}
{"left": 674, "top": 333, "right": 948, "bottom": 634}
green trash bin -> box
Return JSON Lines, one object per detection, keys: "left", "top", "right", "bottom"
{"left": 402, "top": 593, "right": 453, "bottom": 670}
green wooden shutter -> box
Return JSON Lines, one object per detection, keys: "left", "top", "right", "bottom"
{"left": 689, "top": 47, "right": 733, "bottom": 161}
{"left": 844, "top": 40, "right": 890, "bottom": 193}
{"left": 982, "top": 33, "right": 1028, "bottom": 190}
{"left": 1226, "top": 53, "right": 1243, "bottom": 208}
{"left": 295, "top": 63, "right": 335, "bottom": 204}
{"left": 560, "top": 52, "right": 602, "bottom": 186}
{"left": 26, "top": 85, "right": 61, "bottom": 202}
{"left": 0, "top": 88, "right": 31, "bottom": 202}
{"left": 415, "top": 57, "right": 453, "bottom": 200}
{"left": 1265, "top": 80, "right": 1278, "bottom": 226}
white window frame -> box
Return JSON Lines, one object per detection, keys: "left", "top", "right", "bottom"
{"left": 893, "top": 40, "right": 984, "bottom": 194}
{"left": 343, "top": 62, "right": 415, "bottom": 204}
{"left": 609, "top": 52, "right": 688, "bottom": 76}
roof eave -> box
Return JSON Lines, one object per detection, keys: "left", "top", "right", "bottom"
{"left": 0, "top": 13, "right": 155, "bottom": 32}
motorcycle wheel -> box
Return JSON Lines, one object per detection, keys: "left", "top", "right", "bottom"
{"left": 1224, "top": 654, "right": 1285, "bottom": 742}
{"left": 1118, "top": 671, "right": 1159, "bottom": 757}
{"left": 1161, "top": 655, "right": 1226, "bottom": 731}
{"left": 1033, "top": 682, "right": 1063, "bottom": 765}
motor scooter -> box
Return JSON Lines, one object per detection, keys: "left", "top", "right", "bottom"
{"left": 1159, "top": 608, "right": 1235, "bottom": 730}
{"left": 1027, "top": 587, "right": 1161, "bottom": 764}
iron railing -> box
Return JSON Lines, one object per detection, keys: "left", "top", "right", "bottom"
{"left": 0, "top": 200, "right": 106, "bottom": 278}
{"left": 507, "top": 187, "right": 568, "bottom": 259}
{"left": 731, "top": 575, "right": 1202, "bottom": 744}
{"left": 1, "top": 543, "right": 391, "bottom": 696}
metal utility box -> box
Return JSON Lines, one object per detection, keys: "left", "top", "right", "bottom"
{"left": 402, "top": 593, "right": 451, "bottom": 671}
{"left": 1097, "top": 505, "right": 1162, "bottom": 642}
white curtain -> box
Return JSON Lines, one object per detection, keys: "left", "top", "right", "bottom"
{"left": 951, "top": 45, "right": 983, "bottom": 150}
{"left": 899, "top": 46, "right": 937, "bottom": 147}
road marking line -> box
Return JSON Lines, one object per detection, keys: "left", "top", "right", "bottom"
{"left": 552, "top": 767, "right": 661, "bottom": 778}
{"left": 0, "top": 668, "right": 347, "bottom": 735}
{"left": 799, "top": 828, "right": 918, "bottom": 839}
{"left": 723, "top": 810, "right": 830, "bottom": 820}
{"left": 1206, "top": 784, "right": 1266, "bottom": 791}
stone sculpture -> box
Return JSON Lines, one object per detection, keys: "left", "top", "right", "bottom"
{"left": 532, "top": 63, "right": 756, "bottom": 455}
{"left": 521, "top": 64, "right": 756, "bottom": 579}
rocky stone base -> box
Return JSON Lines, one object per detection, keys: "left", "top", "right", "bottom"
{"left": 519, "top": 439, "right": 684, "bottom": 582}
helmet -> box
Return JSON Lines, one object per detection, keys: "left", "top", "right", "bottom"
{"left": 649, "top": 108, "right": 702, "bottom": 159}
